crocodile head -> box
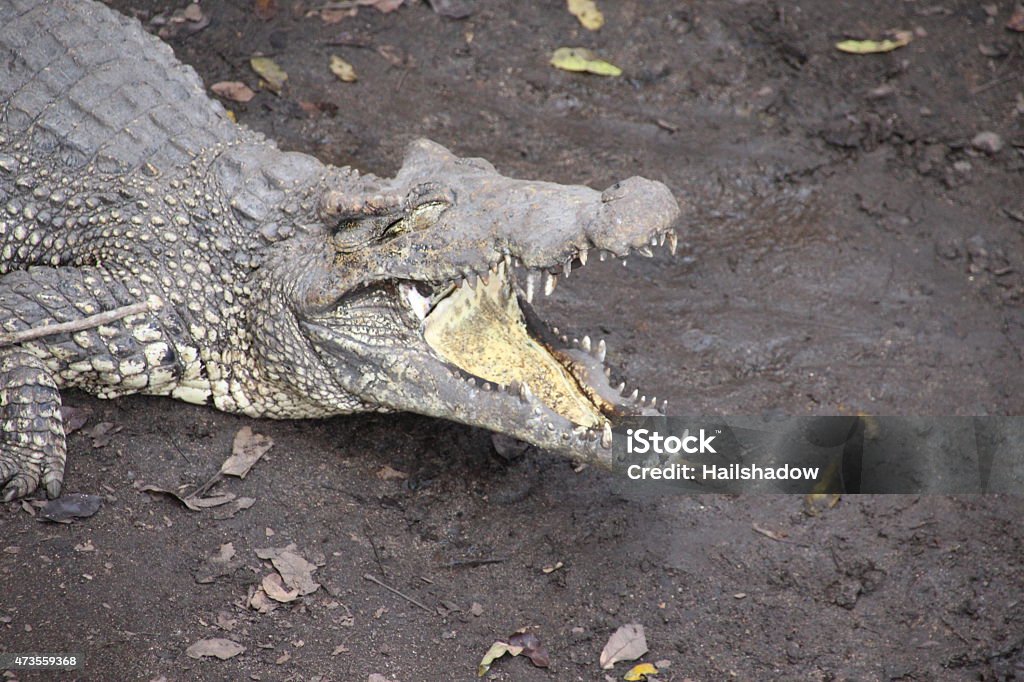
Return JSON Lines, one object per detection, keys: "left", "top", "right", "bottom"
{"left": 277, "top": 139, "right": 680, "bottom": 466}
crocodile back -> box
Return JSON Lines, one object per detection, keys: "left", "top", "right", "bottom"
{"left": 0, "top": 0, "right": 240, "bottom": 173}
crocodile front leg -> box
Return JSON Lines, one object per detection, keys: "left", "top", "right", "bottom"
{"left": 0, "top": 265, "right": 186, "bottom": 500}
{"left": 0, "top": 347, "right": 65, "bottom": 500}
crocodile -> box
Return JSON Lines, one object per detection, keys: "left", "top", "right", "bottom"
{"left": 0, "top": 0, "right": 680, "bottom": 501}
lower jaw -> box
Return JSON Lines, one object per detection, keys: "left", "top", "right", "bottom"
{"left": 421, "top": 273, "right": 604, "bottom": 428}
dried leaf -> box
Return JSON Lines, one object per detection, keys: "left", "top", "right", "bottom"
{"left": 211, "top": 81, "right": 256, "bottom": 103}
{"left": 329, "top": 55, "right": 358, "bottom": 83}
{"left": 185, "top": 492, "right": 236, "bottom": 508}
{"left": 600, "top": 623, "right": 648, "bottom": 669}
{"left": 624, "top": 662, "right": 659, "bottom": 681}
{"left": 262, "top": 572, "right": 300, "bottom": 602}
{"left": 360, "top": 0, "right": 404, "bottom": 11}
{"left": 267, "top": 550, "right": 320, "bottom": 595}
{"left": 550, "top": 47, "right": 621, "bottom": 77}
{"left": 376, "top": 465, "right": 408, "bottom": 480}
{"left": 320, "top": 7, "right": 357, "bottom": 23}
{"left": 89, "top": 422, "right": 122, "bottom": 448}
{"left": 508, "top": 632, "right": 550, "bottom": 668}
{"left": 60, "top": 406, "right": 89, "bottom": 435}
{"left": 185, "top": 638, "right": 245, "bottom": 660}
{"left": 835, "top": 31, "right": 912, "bottom": 54}
{"left": 567, "top": 0, "right": 603, "bottom": 30}
{"left": 477, "top": 641, "right": 524, "bottom": 676}
{"left": 221, "top": 426, "right": 273, "bottom": 478}
{"left": 250, "top": 56, "right": 288, "bottom": 93}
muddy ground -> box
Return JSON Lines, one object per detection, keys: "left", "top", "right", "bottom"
{"left": 3, "top": 1, "right": 1024, "bottom": 680}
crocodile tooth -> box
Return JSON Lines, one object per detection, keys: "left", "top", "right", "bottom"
{"left": 466, "top": 273, "right": 478, "bottom": 289}
{"left": 563, "top": 259, "right": 572, "bottom": 278}
{"left": 581, "top": 335, "right": 591, "bottom": 352}
{"left": 466, "top": 377, "right": 476, "bottom": 387}
{"left": 552, "top": 326, "right": 560, "bottom": 335}
{"left": 660, "top": 399, "right": 668, "bottom": 414}
{"left": 659, "top": 232, "right": 667, "bottom": 247}
{"left": 621, "top": 258, "right": 628, "bottom": 267}
{"left": 546, "top": 422, "right": 555, "bottom": 431}
{"left": 482, "top": 382, "right": 492, "bottom": 391}
{"left": 616, "top": 382, "right": 626, "bottom": 394}
{"left": 650, "top": 236, "right": 659, "bottom": 247}
{"left": 629, "top": 389, "right": 639, "bottom": 401}
{"left": 572, "top": 338, "right": 579, "bottom": 348}
{"left": 649, "top": 396, "right": 657, "bottom": 408}
{"left": 578, "top": 248, "right": 588, "bottom": 266}
{"left": 596, "top": 338, "right": 606, "bottom": 362}
{"left": 560, "top": 335, "right": 569, "bottom": 343}
{"left": 520, "top": 382, "right": 533, "bottom": 402}
{"left": 601, "top": 421, "right": 613, "bottom": 449}
{"left": 503, "top": 254, "right": 512, "bottom": 270}
{"left": 640, "top": 395, "right": 647, "bottom": 405}
{"left": 598, "top": 250, "right": 608, "bottom": 262}
{"left": 544, "top": 271, "right": 558, "bottom": 296}
{"left": 604, "top": 367, "right": 611, "bottom": 377}
{"left": 507, "top": 380, "right": 520, "bottom": 396}
{"left": 638, "top": 246, "right": 654, "bottom": 258}
{"left": 668, "top": 231, "right": 678, "bottom": 255}
{"left": 525, "top": 272, "right": 538, "bottom": 303}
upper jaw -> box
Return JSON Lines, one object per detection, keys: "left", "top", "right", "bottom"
{"left": 321, "top": 139, "right": 682, "bottom": 297}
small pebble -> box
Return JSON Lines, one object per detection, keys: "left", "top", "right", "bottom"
{"left": 971, "top": 131, "right": 1004, "bottom": 154}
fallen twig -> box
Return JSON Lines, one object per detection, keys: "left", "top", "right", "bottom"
{"left": 363, "top": 573, "right": 432, "bottom": 613}
{"left": 0, "top": 299, "right": 161, "bottom": 347}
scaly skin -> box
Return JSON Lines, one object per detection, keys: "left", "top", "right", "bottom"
{"left": 0, "top": 0, "right": 681, "bottom": 501}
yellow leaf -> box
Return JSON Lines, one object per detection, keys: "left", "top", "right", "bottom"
{"left": 567, "top": 0, "right": 603, "bottom": 30}
{"left": 624, "top": 663, "right": 659, "bottom": 681}
{"left": 550, "top": 47, "right": 621, "bottom": 77}
{"left": 329, "top": 55, "right": 358, "bottom": 83}
{"left": 250, "top": 56, "right": 288, "bottom": 93}
{"left": 477, "top": 641, "right": 524, "bottom": 677}
{"left": 835, "top": 31, "right": 912, "bottom": 54}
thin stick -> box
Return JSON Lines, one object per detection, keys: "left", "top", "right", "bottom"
{"left": 0, "top": 300, "right": 160, "bottom": 347}
{"left": 363, "top": 573, "right": 433, "bottom": 614}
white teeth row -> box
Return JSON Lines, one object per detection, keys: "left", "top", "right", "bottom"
{"left": 513, "top": 228, "right": 680, "bottom": 304}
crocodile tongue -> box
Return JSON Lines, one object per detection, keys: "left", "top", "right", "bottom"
{"left": 422, "top": 272, "right": 602, "bottom": 428}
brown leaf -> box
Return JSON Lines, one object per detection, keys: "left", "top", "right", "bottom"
{"left": 599, "top": 623, "right": 648, "bottom": 669}
{"left": 211, "top": 81, "right": 256, "bottom": 103}
{"left": 60, "top": 406, "right": 90, "bottom": 435}
{"left": 89, "top": 422, "right": 122, "bottom": 448}
{"left": 321, "top": 7, "right": 357, "bottom": 23}
{"left": 185, "top": 638, "right": 245, "bottom": 660}
{"left": 262, "top": 572, "right": 300, "bottom": 602}
{"left": 221, "top": 426, "right": 273, "bottom": 478}
{"left": 264, "top": 549, "right": 321, "bottom": 595}
{"left": 508, "top": 632, "right": 550, "bottom": 668}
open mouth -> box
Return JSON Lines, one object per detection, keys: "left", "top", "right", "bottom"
{"left": 398, "top": 232, "right": 677, "bottom": 445}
